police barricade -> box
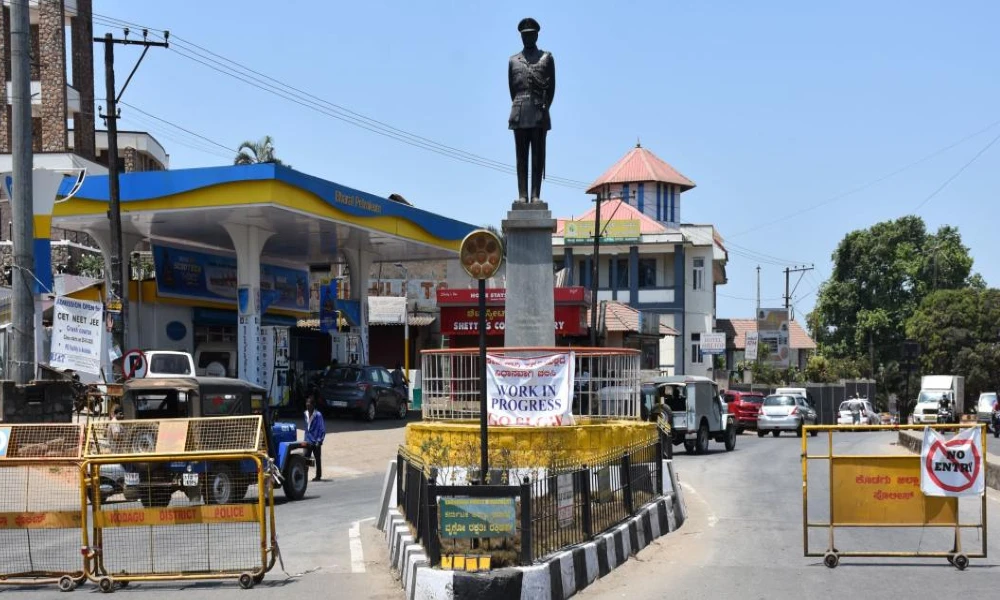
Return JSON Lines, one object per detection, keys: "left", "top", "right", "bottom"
{"left": 803, "top": 424, "right": 987, "bottom": 570}
{"left": 83, "top": 416, "right": 278, "bottom": 591}
{"left": 0, "top": 423, "right": 87, "bottom": 591}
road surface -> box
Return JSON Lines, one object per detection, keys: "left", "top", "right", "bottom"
{"left": 580, "top": 431, "right": 999, "bottom": 600}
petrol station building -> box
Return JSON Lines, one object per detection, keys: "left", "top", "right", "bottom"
{"left": 50, "top": 163, "right": 476, "bottom": 391}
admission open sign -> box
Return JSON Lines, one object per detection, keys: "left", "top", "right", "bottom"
{"left": 486, "top": 352, "right": 575, "bottom": 427}
{"left": 439, "top": 497, "right": 517, "bottom": 539}
{"left": 920, "top": 427, "right": 984, "bottom": 497}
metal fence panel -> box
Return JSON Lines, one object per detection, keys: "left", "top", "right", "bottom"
{"left": 0, "top": 424, "right": 86, "bottom": 590}
{"left": 421, "top": 348, "right": 643, "bottom": 421}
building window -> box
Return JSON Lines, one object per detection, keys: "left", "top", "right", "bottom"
{"left": 578, "top": 259, "right": 589, "bottom": 287}
{"left": 692, "top": 257, "right": 705, "bottom": 291}
{"left": 638, "top": 259, "right": 656, "bottom": 288}
{"left": 691, "top": 333, "right": 702, "bottom": 363}
{"left": 615, "top": 258, "right": 629, "bottom": 289}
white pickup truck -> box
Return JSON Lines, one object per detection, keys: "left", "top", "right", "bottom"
{"left": 139, "top": 350, "right": 197, "bottom": 379}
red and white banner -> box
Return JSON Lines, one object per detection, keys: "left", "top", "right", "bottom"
{"left": 486, "top": 352, "right": 575, "bottom": 427}
{"left": 920, "top": 427, "right": 984, "bottom": 497}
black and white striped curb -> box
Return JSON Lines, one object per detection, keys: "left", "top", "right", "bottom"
{"left": 377, "top": 460, "right": 688, "bottom": 600}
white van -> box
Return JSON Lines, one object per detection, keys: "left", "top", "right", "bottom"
{"left": 194, "top": 342, "right": 238, "bottom": 378}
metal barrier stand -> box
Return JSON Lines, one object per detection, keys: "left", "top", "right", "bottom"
{"left": 802, "top": 424, "right": 987, "bottom": 570}
{"left": 0, "top": 424, "right": 87, "bottom": 592}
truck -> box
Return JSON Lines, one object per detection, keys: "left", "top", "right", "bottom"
{"left": 643, "top": 375, "right": 736, "bottom": 454}
{"left": 912, "top": 375, "right": 965, "bottom": 425}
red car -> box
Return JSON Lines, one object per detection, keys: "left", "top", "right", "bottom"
{"left": 725, "top": 391, "right": 765, "bottom": 433}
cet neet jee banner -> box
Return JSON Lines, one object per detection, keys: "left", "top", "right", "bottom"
{"left": 486, "top": 352, "right": 575, "bottom": 427}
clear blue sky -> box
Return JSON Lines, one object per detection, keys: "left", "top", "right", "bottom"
{"left": 97, "top": 0, "right": 999, "bottom": 322}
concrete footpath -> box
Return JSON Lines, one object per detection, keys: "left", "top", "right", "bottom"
{"left": 897, "top": 428, "right": 1000, "bottom": 490}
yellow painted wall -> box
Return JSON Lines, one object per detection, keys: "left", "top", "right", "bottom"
{"left": 405, "top": 420, "right": 658, "bottom": 468}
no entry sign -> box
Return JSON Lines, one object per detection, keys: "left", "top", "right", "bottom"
{"left": 920, "top": 427, "right": 984, "bottom": 497}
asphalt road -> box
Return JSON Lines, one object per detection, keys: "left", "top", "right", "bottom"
{"left": 580, "top": 431, "right": 1000, "bottom": 600}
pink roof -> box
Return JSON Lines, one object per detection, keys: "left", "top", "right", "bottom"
{"left": 717, "top": 318, "right": 817, "bottom": 350}
{"left": 587, "top": 145, "right": 696, "bottom": 194}
{"left": 556, "top": 199, "right": 669, "bottom": 235}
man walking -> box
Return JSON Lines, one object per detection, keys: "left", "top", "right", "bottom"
{"left": 305, "top": 394, "right": 326, "bottom": 482}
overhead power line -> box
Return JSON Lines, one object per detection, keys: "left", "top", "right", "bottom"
{"left": 726, "top": 117, "right": 1000, "bottom": 238}
{"left": 912, "top": 129, "right": 1000, "bottom": 212}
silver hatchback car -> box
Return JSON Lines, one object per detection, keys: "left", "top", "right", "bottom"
{"left": 757, "top": 394, "right": 818, "bottom": 438}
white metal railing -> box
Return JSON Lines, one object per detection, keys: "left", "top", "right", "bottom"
{"left": 420, "top": 347, "right": 642, "bottom": 421}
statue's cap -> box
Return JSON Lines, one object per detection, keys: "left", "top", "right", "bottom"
{"left": 517, "top": 18, "right": 540, "bottom": 33}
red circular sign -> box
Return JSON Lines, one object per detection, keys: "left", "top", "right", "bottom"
{"left": 925, "top": 437, "right": 981, "bottom": 493}
{"left": 123, "top": 349, "right": 147, "bottom": 380}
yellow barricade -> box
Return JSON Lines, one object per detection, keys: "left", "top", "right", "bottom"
{"left": 0, "top": 423, "right": 87, "bottom": 591}
{"left": 802, "top": 424, "right": 987, "bottom": 570}
{"left": 82, "top": 417, "right": 278, "bottom": 591}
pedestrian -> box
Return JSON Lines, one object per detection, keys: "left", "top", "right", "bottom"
{"left": 304, "top": 393, "right": 326, "bottom": 482}
{"left": 391, "top": 362, "right": 408, "bottom": 389}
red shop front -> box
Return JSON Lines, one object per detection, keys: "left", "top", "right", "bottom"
{"left": 437, "top": 287, "right": 590, "bottom": 347}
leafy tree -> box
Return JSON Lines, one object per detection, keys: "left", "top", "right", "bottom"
{"left": 234, "top": 135, "right": 288, "bottom": 166}
{"left": 809, "top": 216, "right": 979, "bottom": 394}
{"left": 905, "top": 288, "right": 1000, "bottom": 402}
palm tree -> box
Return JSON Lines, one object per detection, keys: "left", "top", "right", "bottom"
{"left": 234, "top": 135, "right": 288, "bottom": 166}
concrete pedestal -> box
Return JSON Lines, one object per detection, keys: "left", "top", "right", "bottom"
{"left": 502, "top": 201, "right": 556, "bottom": 348}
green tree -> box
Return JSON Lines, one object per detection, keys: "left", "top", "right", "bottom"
{"left": 905, "top": 288, "right": 1000, "bottom": 401}
{"left": 234, "top": 135, "right": 288, "bottom": 166}
{"left": 809, "top": 216, "right": 978, "bottom": 386}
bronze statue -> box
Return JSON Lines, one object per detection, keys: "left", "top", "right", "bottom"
{"left": 509, "top": 17, "right": 555, "bottom": 203}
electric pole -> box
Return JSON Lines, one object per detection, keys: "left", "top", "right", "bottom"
{"left": 9, "top": 0, "right": 34, "bottom": 383}
{"left": 784, "top": 264, "right": 814, "bottom": 319}
{"left": 95, "top": 29, "right": 168, "bottom": 370}
{"left": 589, "top": 187, "right": 604, "bottom": 347}
{"left": 755, "top": 265, "right": 761, "bottom": 368}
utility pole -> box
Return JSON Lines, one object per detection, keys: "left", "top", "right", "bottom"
{"left": 589, "top": 188, "right": 604, "bottom": 347}
{"left": 784, "top": 264, "right": 815, "bottom": 318}
{"left": 9, "top": 0, "right": 33, "bottom": 383}
{"left": 755, "top": 265, "right": 761, "bottom": 367}
{"left": 95, "top": 30, "right": 168, "bottom": 371}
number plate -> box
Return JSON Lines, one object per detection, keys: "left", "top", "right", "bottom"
{"left": 124, "top": 472, "right": 140, "bottom": 486}
{"left": 182, "top": 473, "right": 199, "bottom": 486}
{"left": 331, "top": 401, "right": 348, "bottom": 408}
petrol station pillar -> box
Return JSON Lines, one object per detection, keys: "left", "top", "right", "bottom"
{"left": 340, "top": 247, "right": 373, "bottom": 364}
{"left": 224, "top": 223, "right": 273, "bottom": 385}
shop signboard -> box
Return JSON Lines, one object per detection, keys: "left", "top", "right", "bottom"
{"left": 563, "top": 219, "right": 641, "bottom": 244}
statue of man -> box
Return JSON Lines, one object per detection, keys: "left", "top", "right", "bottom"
{"left": 509, "top": 17, "right": 555, "bottom": 203}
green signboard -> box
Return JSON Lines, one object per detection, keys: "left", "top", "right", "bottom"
{"left": 439, "top": 497, "right": 517, "bottom": 539}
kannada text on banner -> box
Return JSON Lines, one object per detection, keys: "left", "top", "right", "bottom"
{"left": 831, "top": 456, "right": 957, "bottom": 525}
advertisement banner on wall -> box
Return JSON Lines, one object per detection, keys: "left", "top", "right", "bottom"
{"left": 745, "top": 331, "right": 759, "bottom": 361}
{"left": 563, "top": 219, "right": 641, "bottom": 244}
{"left": 153, "top": 244, "right": 309, "bottom": 312}
{"left": 319, "top": 281, "right": 338, "bottom": 332}
{"left": 50, "top": 296, "right": 104, "bottom": 375}
{"left": 701, "top": 332, "right": 726, "bottom": 354}
{"left": 757, "top": 308, "right": 790, "bottom": 367}
{"left": 486, "top": 352, "right": 575, "bottom": 427}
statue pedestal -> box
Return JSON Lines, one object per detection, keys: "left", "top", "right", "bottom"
{"left": 502, "top": 201, "right": 557, "bottom": 347}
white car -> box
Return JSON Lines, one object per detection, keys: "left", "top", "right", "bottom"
{"left": 837, "top": 399, "right": 878, "bottom": 426}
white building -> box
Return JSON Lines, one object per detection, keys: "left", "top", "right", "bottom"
{"left": 552, "top": 143, "right": 728, "bottom": 376}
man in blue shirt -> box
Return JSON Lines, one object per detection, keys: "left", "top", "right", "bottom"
{"left": 305, "top": 394, "right": 326, "bottom": 482}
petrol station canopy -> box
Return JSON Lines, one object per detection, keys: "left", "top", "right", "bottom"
{"left": 51, "top": 163, "right": 476, "bottom": 266}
